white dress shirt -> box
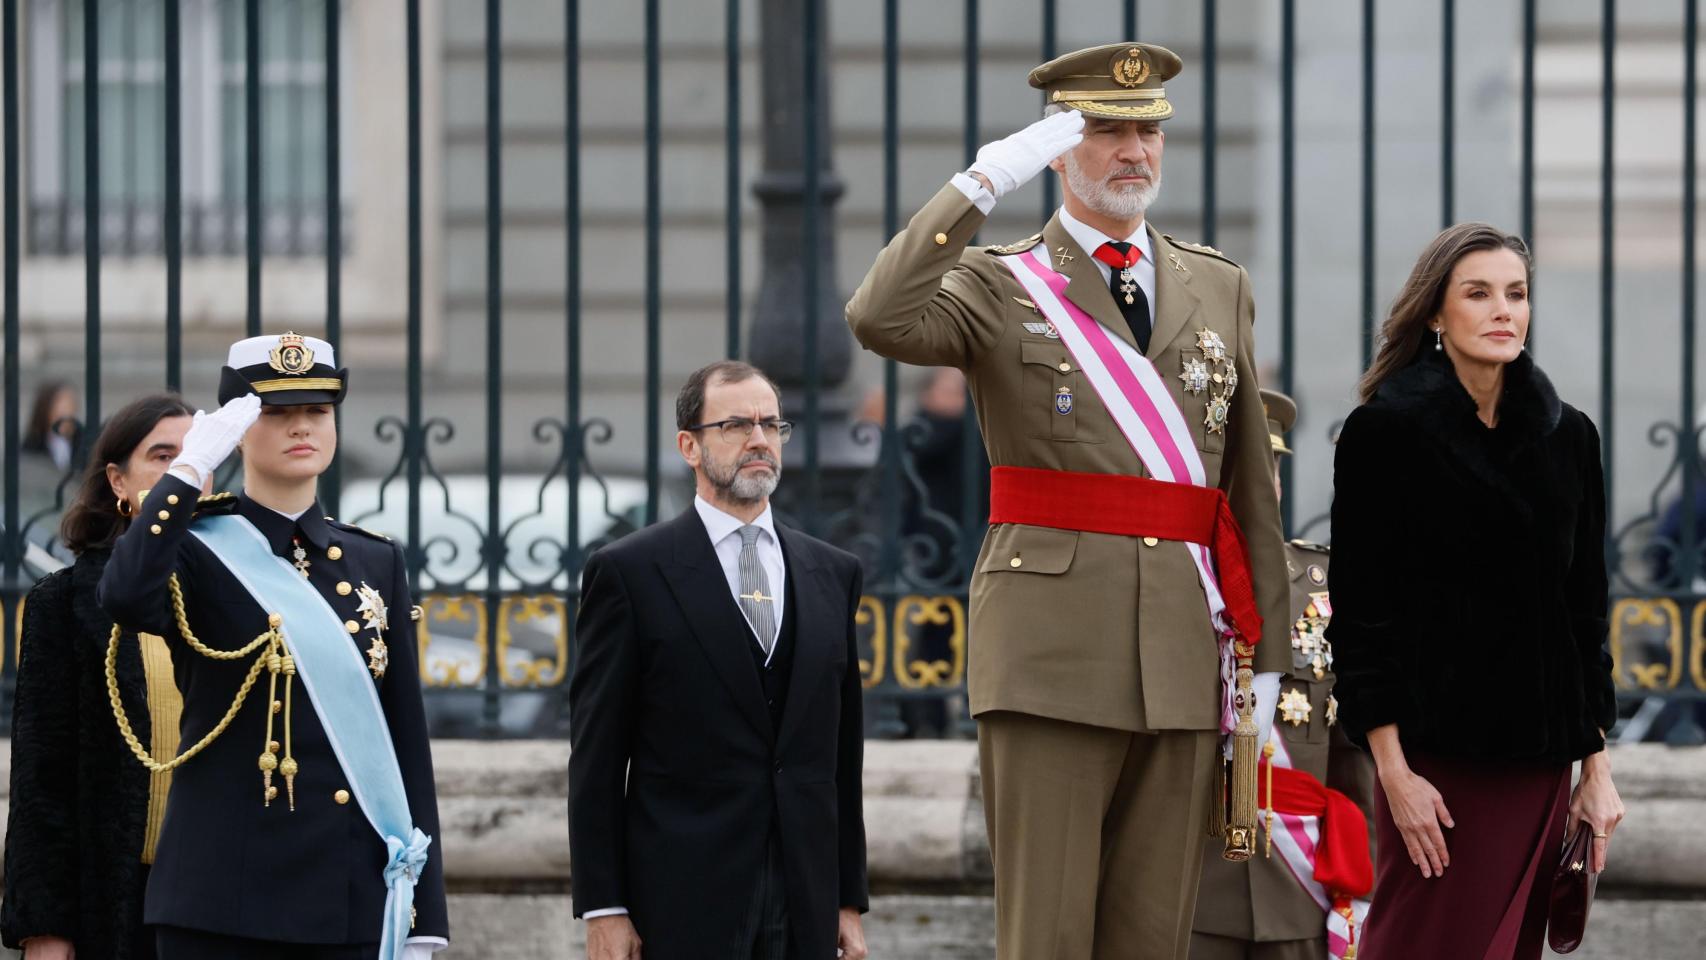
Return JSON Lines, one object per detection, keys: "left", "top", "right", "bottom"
{"left": 580, "top": 496, "right": 788, "bottom": 923}
{"left": 694, "top": 495, "right": 787, "bottom": 658}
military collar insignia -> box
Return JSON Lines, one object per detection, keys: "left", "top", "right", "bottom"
{"left": 1022, "top": 321, "right": 1061, "bottom": 339}
{"left": 268, "top": 331, "right": 316, "bottom": 376}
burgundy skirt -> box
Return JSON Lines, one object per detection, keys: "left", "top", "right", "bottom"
{"left": 1357, "top": 752, "right": 1570, "bottom": 960}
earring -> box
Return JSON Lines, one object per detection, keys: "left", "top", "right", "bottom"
{"left": 116, "top": 497, "right": 135, "bottom": 518}
{"left": 1434, "top": 328, "right": 1443, "bottom": 352}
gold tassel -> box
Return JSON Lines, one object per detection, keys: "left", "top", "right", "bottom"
{"left": 1223, "top": 658, "right": 1258, "bottom": 862}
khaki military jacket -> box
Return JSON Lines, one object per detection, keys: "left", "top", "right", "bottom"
{"left": 1193, "top": 542, "right": 1379, "bottom": 942}
{"left": 846, "top": 182, "right": 1289, "bottom": 732}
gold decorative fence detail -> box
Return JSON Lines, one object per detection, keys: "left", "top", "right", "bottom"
{"left": 495, "top": 594, "right": 570, "bottom": 688}
{"left": 1610, "top": 597, "right": 1688, "bottom": 691}
{"left": 853, "top": 595, "right": 968, "bottom": 691}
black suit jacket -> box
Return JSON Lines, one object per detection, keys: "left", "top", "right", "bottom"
{"left": 95, "top": 476, "right": 448, "bottom": 945}
{"left": 568, "top": 507, "right": 869, "bottom": 959}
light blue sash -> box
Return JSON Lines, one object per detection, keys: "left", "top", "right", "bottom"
{"left": 190, "top": 514, "right": 430, "bottom": 960}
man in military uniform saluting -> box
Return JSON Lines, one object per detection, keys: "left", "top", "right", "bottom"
{"left": 847, "top": 42, "right": 1290, "bottom": 960}
{"left": 1189, "top": 390, "right": 1377, "bottom": 960}
{"left": 99, "top": 333, "right": 447, "bottom": 960}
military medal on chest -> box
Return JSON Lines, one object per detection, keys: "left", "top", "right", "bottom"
{"left": 1291, "top": 593, "right": 1334, "bottom": 680}
{"left": 1279, "top": 687, "right": 1313, "bottom": 727}
{"left": 1118, "top": 266, "right": 1139, "bottom": 305}
{"left": 291, "top": 536, "right": 311, "bottom": 579}
{"left": 355, "top": 582, "right": 390, "bottom": 679}
{"left": 1180, "top": 327, "right": 1240, "bottom": 435}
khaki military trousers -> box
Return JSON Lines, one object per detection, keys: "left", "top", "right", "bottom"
{"left": 1187, "top": 933, "right": 1325, "bottom": 960}
{"left": 978, "top": 711, "right": 1219, "bottom": 960}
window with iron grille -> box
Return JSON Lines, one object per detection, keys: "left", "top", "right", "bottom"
{"left": 26, "top": 0, "right": 346, "bottom": 257}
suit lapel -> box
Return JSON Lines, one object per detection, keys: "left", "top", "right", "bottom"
{"left": 658, "top": 510, "right": 773, "bottom": 742}
{"left": 773, "top": 524, "right": 826, "bottom": 755}
{"left": 1042, "top": 215, "right": 1144, "bottom": 355}
{"left": 1146, "top": 225, "right": 1202, "bottom": 361}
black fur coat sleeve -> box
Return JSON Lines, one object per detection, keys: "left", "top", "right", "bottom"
{"left": 2, "top": 568, "right": 82, "bottom": 944}
{"left": 2, "top": 551, "right": 153, "bottom": 959}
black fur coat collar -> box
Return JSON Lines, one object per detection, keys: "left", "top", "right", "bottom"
{"left": 1371, "top": 348, "right": 1564, "bottom": 524}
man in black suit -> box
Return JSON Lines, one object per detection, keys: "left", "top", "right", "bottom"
{"left": 569, "top": 361, "right": 870, "bottom": 960}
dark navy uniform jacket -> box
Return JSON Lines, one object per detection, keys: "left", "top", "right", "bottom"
{"left": 97, "top": 473, "right": 448, "bottom": 945}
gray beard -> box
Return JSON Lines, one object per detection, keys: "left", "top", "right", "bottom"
{"left": 1065, "top": 152, "right": 1159, "bottom": 221}
{"left": 705, "top": 449, "right": 781, "bottom": 506}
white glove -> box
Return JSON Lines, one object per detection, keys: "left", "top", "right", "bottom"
{"left": 1252, "top": 671, "right": 1282, "bottom": 753}
{"left": 402, "top": 942, "right": 444, "bottom": 960}
{"left": 967, "top": 110, "right": 1085, "bottom": 199}
{"left": 170, "top": 394, "right": 262, "bottom": 487}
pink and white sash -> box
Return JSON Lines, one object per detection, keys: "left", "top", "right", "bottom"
{"left": 999, "top": 247, "right": 1238, "bottom": 731}
{"left": 1265, "top": 734, "right": 1373, "bottom": 960}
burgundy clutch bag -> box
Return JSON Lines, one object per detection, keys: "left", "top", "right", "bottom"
{"left": 1547, "top": 827, "right": 1599, "bottom": 954}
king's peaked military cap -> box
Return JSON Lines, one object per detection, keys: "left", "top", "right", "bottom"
{"left": 218, "top": 331, "right": 348, "bottom": 406}
{"left": 1029, "top": 41, "right": 1183, "bottom": 122}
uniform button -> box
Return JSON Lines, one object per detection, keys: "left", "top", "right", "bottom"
{"left": 333, "top": 789, "right": 350, "bottom": 805}
{"left": 933, "top": 232, "right": 949, "bottom": 245}
{"left": 1142, "top": 536, "right": 1160, "bottom": 547}
{"left": 166, "top": 494, "right": 180, "bottom": 505}
{"left": 337, "top": 581, "right": 352, "bottom": 596}
{"left": 157, "top": 509, "right": 171, "bottom": 520}
{"left": 1008, "top": 556, "right": 1022, "bottom": 568}
{"left": 327, "top": 546, "right": 343, "bottom": 560}
{"left": 272, "top": 700, "right": 283, "bottom": 714}
{"left": 1058, "top": 361, "right": 1072, "bottom": 373}
{"left": 149, "top": 524, "right": 162, "bottom": 535}
{"left": 346, "top": 620, "right": 361, "bottom": 634}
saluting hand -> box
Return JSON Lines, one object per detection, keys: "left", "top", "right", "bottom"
{"left": 170, "top": 393, "right": 262, "bottom": 487}
{"left": 1568, "top": 751, "right": 1624, "bottom": 874}
{"left": 967, "top": 110, "right": 1085, "bottom": 199}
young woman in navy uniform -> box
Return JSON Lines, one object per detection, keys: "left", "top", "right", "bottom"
{"left": 98, "top": 333, "right": 448, "bottom": 960}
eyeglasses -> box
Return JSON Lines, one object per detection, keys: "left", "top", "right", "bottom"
{"left": 685, "top": 417, "right": 794, "bottom": 445}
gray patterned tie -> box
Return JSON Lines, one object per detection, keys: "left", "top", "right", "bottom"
{"left": 737, "top": 525, "right": 777, "bottom": 655}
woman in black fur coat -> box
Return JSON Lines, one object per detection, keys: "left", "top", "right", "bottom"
{"left": 1326, "top": 223, "right": 1625, "bottom": 959}
{"left": 2, "top": 394, "right": 195, "bottom": 960}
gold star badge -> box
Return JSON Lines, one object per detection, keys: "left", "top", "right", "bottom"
{"left": 1279, "top": 688, "right": 1312, "bottom": 727}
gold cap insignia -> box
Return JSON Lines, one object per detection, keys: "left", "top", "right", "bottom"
{"left": 1112, "top": 47, "right": 1150, "bottom": 87}
{"left": 268, "top": 331, "right": 316, "bottom": 376}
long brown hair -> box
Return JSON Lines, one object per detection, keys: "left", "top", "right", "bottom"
{"left": 60, "top": 394, "right": 195, "bottom": 555}
{"left": 1358, "top": 222, "right": 1532, "bottom": 403}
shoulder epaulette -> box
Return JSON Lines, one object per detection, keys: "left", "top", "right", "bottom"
{"left": 1162, "top": 234, "right": 1241, "bottom": 268}
{"left": 1288, "top": 538, "right": 1330, "bottom": 554}
{"left": 986, "top": 232, "right": 1043, "bottom": 255}
{"left": 192, "top": 491, "right": 239, "bottom": 515}
{"left": 325, "top": 517, "right": 395, "bottom": 543}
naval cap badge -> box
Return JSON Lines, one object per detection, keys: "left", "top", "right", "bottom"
{"left": 268, "top": 330, "right": 316, "bottom": 376}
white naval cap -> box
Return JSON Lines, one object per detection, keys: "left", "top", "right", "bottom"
{"left": 218, "top": 330, "right": 348, "bottom": 406}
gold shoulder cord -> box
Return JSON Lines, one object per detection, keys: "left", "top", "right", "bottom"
{"left": 106, "top": 573, "right": 301, "bottom": 810}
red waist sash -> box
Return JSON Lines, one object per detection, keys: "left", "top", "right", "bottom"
{"left": 987, "top": 464, "right": 1264, "bottom": 646}
{"left": 1261, "top": 759, "right": 1376, "bottom": 902}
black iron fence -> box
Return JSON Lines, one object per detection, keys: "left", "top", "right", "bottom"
{"left": 0, "top": 0, "right": 1702, "bottom": 741}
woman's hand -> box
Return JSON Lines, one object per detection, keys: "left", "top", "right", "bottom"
{"left": 1570, "top": 751, "right": 1625, "bottom": 873}
{"left": 21, "top": 935, "right": 75, "bottom": 960}
{"left": 1380, "top": 765, "right": 1456, "bottom": 878}
{"left": 1366, "top": 724, "right": 1453, "bottom": 879}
